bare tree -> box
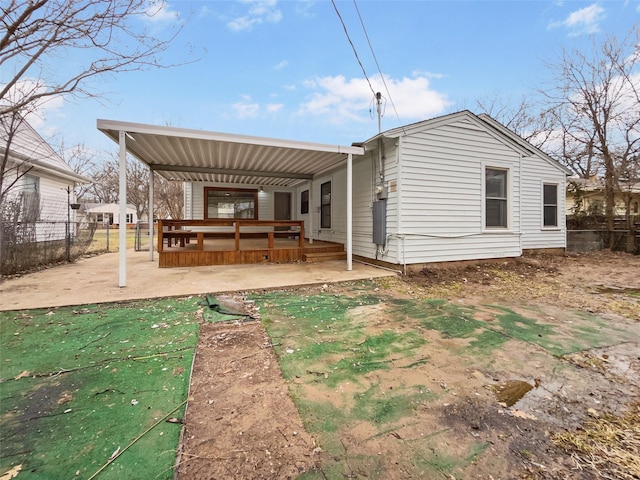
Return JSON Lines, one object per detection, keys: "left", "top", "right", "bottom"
{"left": 475, "top": 94, "right": 556, "bottom": 148}
{"left": 59, "top": 142, "right": 97, "bottom": 200}
{"left": 154, "top": 175, "right": 183, "bottom": 219}
{"left": 85, "top": 156, "right": 119, "bottom": 204}
{"left": 541, "top": 28, "right": 640, "bottom": 246}
{"left": 86, "top": 154, "right": 184, "bottom": 220}
{"left": 0, "top": 0, "right": 184, "bottom": 200}
{"left": 126, "top": 156, "right": 150, "bottom": 220}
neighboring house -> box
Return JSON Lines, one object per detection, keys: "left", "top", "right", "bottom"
{"left": 81, "top": 203, "right": 138, "bottom": 227}
{"left": 566, "top": 176, "right": 640, "bottom": 217}
{"left": 180, "top": 111, "right": 570, "bottom": 270}
{"left": 0, "top": 115, "right": 90, "bottom": 242}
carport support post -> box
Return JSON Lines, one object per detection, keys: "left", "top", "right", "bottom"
{"left": 148, "top": 169, "right": 154, "bottom": 261}
{"left": 347, "top": 153, "right": 352, "bottom": 271}
{"left": 118, "top": 131, "right": 127, "bottom": 287}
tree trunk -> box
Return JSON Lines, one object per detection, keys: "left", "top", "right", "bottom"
{"left": 603, "top": 153, "right": 616, "bottom": 249}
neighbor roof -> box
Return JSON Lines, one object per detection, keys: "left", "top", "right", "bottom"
{"left": 97, "top": 119, "right": 364, "bottom": 187}
{"left": 1, "top": 115, "right": 91, "bottom": 184}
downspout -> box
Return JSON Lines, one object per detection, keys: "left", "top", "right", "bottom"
{"left": 396, "top": 136, "right": 404, "bottom": 270}
{"left": 118, "top": 131, "right": 127, "bottom": 288}
{"left": 519, "top": 154, "right": 522, "bottom": 256}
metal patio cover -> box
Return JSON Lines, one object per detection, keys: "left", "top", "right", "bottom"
{"left": 97, "top": 119, "right": 364, "bottom": 186}
{"left": 96, "top": 119, "right": 364, "bottom": 287}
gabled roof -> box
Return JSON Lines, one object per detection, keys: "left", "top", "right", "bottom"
{"left": 359, "top": 110, "right": 572, "bottom": 176}
{"left": 0, "top": 115, "right": 91, "bottom": 184}
{"left": 97, "top": 119, "right": 364, "bottom": 187}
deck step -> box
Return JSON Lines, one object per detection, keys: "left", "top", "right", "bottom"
{"left": 303, "top": 251, "right": 347, "bottom": 263}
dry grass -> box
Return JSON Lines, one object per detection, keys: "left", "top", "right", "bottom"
{"left": 553, "top": 403, "right": 640, "bottom": 479}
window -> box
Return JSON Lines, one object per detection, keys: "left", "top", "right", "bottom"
{"left": 320, "top": 181, "right": 331, "bottom": 229}
{"left": 21, "top": 174, "right": 40, "bottom": 222}
{"left": 634, "top": 202, "right": 639, "bottom": 214}
{"left": 301, "top": 189, "right": 309, "bottom": 215}
{"left": 126, "top": 213, "right": 134, "bottom": 224}
{"left": 543, "top": 183, "right": 558, "bottom": 227}
{"left": 485, "top": 168, "right": 507, "bottom": 228}
{"left": 204, "top": 187, "right": 258, "bottom": 220}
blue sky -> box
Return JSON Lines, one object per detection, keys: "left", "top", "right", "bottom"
{"left": 25, "top": 0, "right": 640, "bottom": 159}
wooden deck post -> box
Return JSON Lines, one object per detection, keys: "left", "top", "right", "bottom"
{"left": 157, "top": 220, "right": 164, "bottom": 253}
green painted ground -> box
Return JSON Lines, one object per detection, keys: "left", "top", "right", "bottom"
{"left": 0, "top": 298, "right": 201, "bottom": 480}
{"left": 254, "top": 282, "right": 632, "bottom": 479}
{"left": 1, "top": 280, "right": 631, "bottom": 479}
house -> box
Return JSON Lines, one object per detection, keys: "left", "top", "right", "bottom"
{"left": 81, "top": 203, "right": 138, "bottom": 227}
{"left": 98, "top": 111, "right": 570, "bottom": 284}
{"left": 566, "top": 176, "right": 640, "bottom": 218}
{"left": 0, "top": 115, "right": 90, "bottom": 241}
{"left": 293, "top": 111, "right": 571, "bottom": 270}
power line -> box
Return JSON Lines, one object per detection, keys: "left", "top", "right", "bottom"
{"left": 330, "top": 0, "right": 376, "bottom": 97}
{"left": 352, "top": 0, "right": 404, "bottom": 129}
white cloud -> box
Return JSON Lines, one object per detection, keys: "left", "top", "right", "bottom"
{"left": 144, "top": 1, "right": 180, "bottom": 23}
{"left": 228, "top": 0, "right": 282, "bottom": 32}
{"left": 299, "top": 73, "right": 451, "bottom": 123}
{"left": 274, "top": 60, "right": 288, "bottom": 70}
{"left": 267, "top": 103, "right": 283, "bottom": 113}
{"left": 295, "top": 0, "right": 316, "bottom": 18}
{"left": 232, "top": 96, "right": 260, "bottom": 118}
{"left": 548, "top": 3, "right": 605, "bottom": 35}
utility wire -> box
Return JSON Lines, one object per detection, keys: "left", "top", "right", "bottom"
{"left": 353, "top": 0, "right": 405, "bottom": 130}
{"left": 330, "top": 0, "right": 376, "bottom": 97}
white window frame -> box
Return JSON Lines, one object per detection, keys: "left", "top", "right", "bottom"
{"left": 541, "top": 182, "right": 560, "bottom": 229}
{"left": 482, "top": 165, "right": 510, "bottom": 230}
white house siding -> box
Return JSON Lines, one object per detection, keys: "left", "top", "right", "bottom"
{"left": 7, "top": 171, "right": 74, "bottom": 242}
{"left": 303, "top": 153, "right": 377, "bottom": 257}
{"left": 37, "top": 174, "right": 71, "bottom": 241}
{"left": 183, "top": 182, "right": 193, "bottom": 219}
{"left": 371, "top": 137, "right": 400, "bottom": 263}
{"left": 85, "top": 203, "right": 137, "bottom": 225}
{"left": 351, "top": 153, "right": 376, "bottom": 259}
{"left": 394, "top": 118, "right": 523, "bottom": 264}
{"left": 520, "top": 157, "right": 567, "bottom": 250}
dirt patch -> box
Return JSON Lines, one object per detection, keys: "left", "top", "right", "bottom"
{"left": 177, "top": 320, "right": 317, "bottom": 479}
{"left": 178, "top": 252, "right": 640, "bottom": 479}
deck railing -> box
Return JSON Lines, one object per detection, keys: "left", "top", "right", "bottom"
{"left": 157, "top": 219, "right": 305, "bottom": 253}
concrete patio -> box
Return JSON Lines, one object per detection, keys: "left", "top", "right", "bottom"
{"left": 0, "top": 250, "right": 396, "bottom": 311}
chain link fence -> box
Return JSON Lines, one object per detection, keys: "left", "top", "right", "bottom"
{"left": 0, "top": 220, "right": 98, "bottom": 276}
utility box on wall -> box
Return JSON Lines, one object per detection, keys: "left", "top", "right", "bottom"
{"left": 373, "top": 200, "right": 386, "bottom": 245}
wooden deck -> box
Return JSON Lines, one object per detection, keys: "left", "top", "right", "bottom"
{"left": 157, "top": 219, "right": 344, "bottom": 268}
